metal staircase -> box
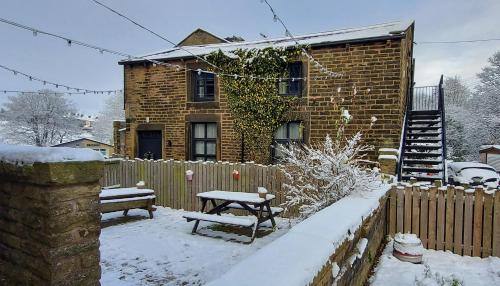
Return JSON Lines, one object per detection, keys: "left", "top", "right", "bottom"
{"left": 398, "top": 75, "right": 447, "bottom": 183}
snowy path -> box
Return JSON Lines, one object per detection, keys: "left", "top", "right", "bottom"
{"left": 370, "top": 241, "right": 500, "bottom": 286}
{"left": 100, "top": 207, "right": 291, "bottom": 286}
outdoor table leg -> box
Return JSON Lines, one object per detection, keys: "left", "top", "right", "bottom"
{"left": 192, "top": 199, "right": 207, "bottom": 234}
{"left": 210, "top": 199, "right": 220, "bottom": 215}
{"left": 264, "top": 202, "right": 276, "bottom": 228}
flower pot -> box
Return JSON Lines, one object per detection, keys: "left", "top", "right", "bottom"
{"left": 258, "top": 187, "right": 268, "bottom": 199}
{"left": 186, "top": 170, "right": 194, "bottom": 181}
{"left": 392, "top": 233, "right": 423, "bottom": 264}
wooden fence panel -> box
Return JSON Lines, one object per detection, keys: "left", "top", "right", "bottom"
{"left": 493, "top": 192, "right": 500, "bottom": 257}
{"left": 463, "top": 190, "right": 474, "bottom": 256}
{"left": 427, "top": 186, "right": 437, "bottom": 250}
{"left": 436, "top": 187, "right": 446, "bottom": 251}
{"left": 420, "top": 187, "right": 428, "bottom": 248}
{"left": 473, "top": 188, "right": 484, "bottom": 257}
{"left": 412, "top": 186, "right": 421, "bottom": 236}
{"left": 454, "top": 187, "right": 464, "bottom": 255}
{"left": 396, "top": 186, "right": 404, "bottom": 234}
{"left": 445, "top": 186, "right": 455, "bottom": 252}
{"left": 483, "top": 191, "right": 494, "bottom": 258}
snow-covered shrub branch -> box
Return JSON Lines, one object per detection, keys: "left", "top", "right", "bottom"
{"left": 278, "top": 132, "right": 381, "bottom": 219}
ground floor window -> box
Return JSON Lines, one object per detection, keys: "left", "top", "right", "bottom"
{"left": 192, "top": 122, "right": 217, "bottom": 161}
{"left": 272, "top": 121, "right": 303, "bottom": 161}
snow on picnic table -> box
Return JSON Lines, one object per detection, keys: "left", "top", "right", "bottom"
{"left": 100, "top": 207, "right": 290, "bottom": 286}
{"left": 370, "top": 241, "right": 500, "bottom": 286}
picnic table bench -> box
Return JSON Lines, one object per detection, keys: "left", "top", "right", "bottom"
{"left": 183, "top": 190, "right": 282, "bottom": 243}
{"left": 100, "top": 187, "right": 156, "bottom": 219}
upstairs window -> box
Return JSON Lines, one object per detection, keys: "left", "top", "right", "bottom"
{"left": 192, "top": 71, "right": 215, "bottom": 101}
{"left": 272, "top": 121, "right": 303, "bottom": 161}
{"left": 192, "top": 122, "right": 217, "bottom": 161}
{"left": 278, "top": 62, "right": 303, "bottom": 97}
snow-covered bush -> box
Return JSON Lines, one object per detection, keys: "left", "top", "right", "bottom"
{"left": 278, "top": 132, "right": 382, "bottom": 219}
{"left": 414, "top": 264, "right": 463, "bottom": 286}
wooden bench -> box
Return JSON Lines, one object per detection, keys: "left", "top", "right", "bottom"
{"left": 222, "top": 203, "right": 284, "bottom": 215}
{"left": 183, "top": 212, "right": 258, "bottom": 242}
{"left": 100, "top": 187, "right": 156, "bottom": 219}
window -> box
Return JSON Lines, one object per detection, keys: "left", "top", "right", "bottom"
{"left": 272, "top": 121, "right": 303, "bottom": 160}
{"left": 93, "top": 148, "right": 107, "bottom": 156}
{"left": 192, "top": 122, "right": 217, "bottom": 161}
{"left": 192, "top": 71, "right": 215, "bottom": 101}
{"left": 278, "top": 62, "right": 303, "bottom": 97}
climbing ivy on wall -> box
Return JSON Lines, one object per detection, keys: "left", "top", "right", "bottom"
{"left": 206, "top": 47, "right": 302, "bottom": 164}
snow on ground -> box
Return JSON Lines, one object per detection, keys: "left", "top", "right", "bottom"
{"left": 370, "top": 241, "right": 500, "bottom": 286}
{"left": 100, "top": 207, "right": 291, "bottom": 286}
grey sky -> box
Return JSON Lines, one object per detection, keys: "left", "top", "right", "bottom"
{"left": 1, "top": 0, "right": 499, "bottom": 114}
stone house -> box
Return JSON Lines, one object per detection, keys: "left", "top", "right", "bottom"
{"left": 53, "top": 138, "right": 114, "bottom": 157}
{"left": 115, "top": 21, "right": 414, "bottom": 162}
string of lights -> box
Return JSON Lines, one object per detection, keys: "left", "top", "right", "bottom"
{"left": 260, "top": 0, "right": 342, "bottom": 78}
{"left": 0, "top": 17, "right": 315, "bottom": 82}
{"left": 0, "top": 89, "right": 113, "bottom": 96}
{"left": 90, "top": 0, "right": 220, "bottom": 70}
{"left": 0, "top": 64, "right": 122, "bottom": 94}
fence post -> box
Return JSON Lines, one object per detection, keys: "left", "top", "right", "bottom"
{"left": 454, "top": 186, "right": 464, "bottom": 255}
{"left": 473, "top": 187, "right": 484, "bottom": 257}
{"left": 493, "top": 191, "right": 500, "bottom": 257}
{"left": 463, "top": 188, "right": 474, "bottom": 256}
{"left": 427, "top": 186, "right": 437, "bottom": 249}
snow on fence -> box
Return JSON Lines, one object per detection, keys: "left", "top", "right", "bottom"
{"left": 102, "top": 159, "right": 290, "bottom": 214}
{"left": 387, "top": 184, "right": 500, "bottom": 258}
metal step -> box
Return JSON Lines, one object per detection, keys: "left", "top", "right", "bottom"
{"left": 402, "top": 167, "right": 443, "bottom": 173}
{"left": 407, "top": 132, "right": 441, "bottom": 137}
{"left": 403, "top": 159, "right": 442, "bottom": 165}
{"left": 409, "top": 114, "right": 441, "bottom": 120}
{"left": 406, "top": 138, "right": 441, "bottom": 144}
{"left": 408, "top": 126, "right": 441, "bottom": 131}
{"left": 410, "top": 110, "right": 440, "bottom": 115}
{"left": 408, "top": 120, "right": 441, "bottom": 125}
{"left": 405, "top": 145, "right": 442, "bottom": 151}
{"left": 401, "top": 175, "right": 442, "bottom": 182}
{"left": 403, "top": 152, "right": 442, "bottom": 158}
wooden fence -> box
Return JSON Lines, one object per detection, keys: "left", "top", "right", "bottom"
{"left": 387, "top": 184, "right": 500, "bottom": 258}
{"left": 102, "top": 159, "right": 287, "bottom": 212}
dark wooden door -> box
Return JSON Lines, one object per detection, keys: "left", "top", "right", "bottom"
{"left": 137, "top": 131, "right": 162, "bottom": 160}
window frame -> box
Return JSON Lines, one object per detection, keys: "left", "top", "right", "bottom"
{"left": 272, "top": 121, "right": 304, "bottom": 161}
{"left": 278, "top": 62, "right": 303, "bottom": 97}
{"left": 192, "top": 71, "right": 216, "bottom": 102}
{"left": 191, "top": 122, "right": 217, "bottom": 161}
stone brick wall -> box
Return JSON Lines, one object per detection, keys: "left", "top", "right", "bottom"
{"left": 121, "top": 25, "right": 413, "bottom": 162}
{"left": 310, "top": 194, "right": 388, "bottom": 286}
{"left": 0, "top": 161, "right": 103, "bottom": 286}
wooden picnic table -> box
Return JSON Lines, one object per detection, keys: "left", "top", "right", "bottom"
{"left": 183, "top": 190, "right": 282, "bottom": 243}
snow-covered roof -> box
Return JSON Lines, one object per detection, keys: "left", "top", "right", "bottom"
{"left": 480, "top": 145, "right": 500, "bottom": 151}
{"left": 52, "top": 137, "right": 113, "bottom": 147}
{"left": 121, "top": 20, "right": 413, "bottom": 64}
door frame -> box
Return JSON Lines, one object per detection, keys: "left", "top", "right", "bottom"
{"left": 135, "top": 124, "right": 164, "bottom": 159}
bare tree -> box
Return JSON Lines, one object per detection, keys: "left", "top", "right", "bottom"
{"left": 2, "top": 90, "right": 80, "bottom": 146}
{"left": 92, "top": 91, "right": 124, "bottom": 144}
{"left": 473, "top": 51, "right": 500, "bottom": 144}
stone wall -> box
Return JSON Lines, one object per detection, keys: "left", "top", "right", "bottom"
{"left": 0, "top": 161, "right": 103, "bottom": 286}
{"left": 121, "top": 26, "right": 413, "bottom": 162}
{"left": 311, "top": 193, "right": 388, "bottom": 286}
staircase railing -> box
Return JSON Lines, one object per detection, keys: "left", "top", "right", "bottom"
{"left": 438, "top": 75, "right": 447, "bottom": 182}
{"left": 397, "top": 60, "right": 415, "bottom": 181}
